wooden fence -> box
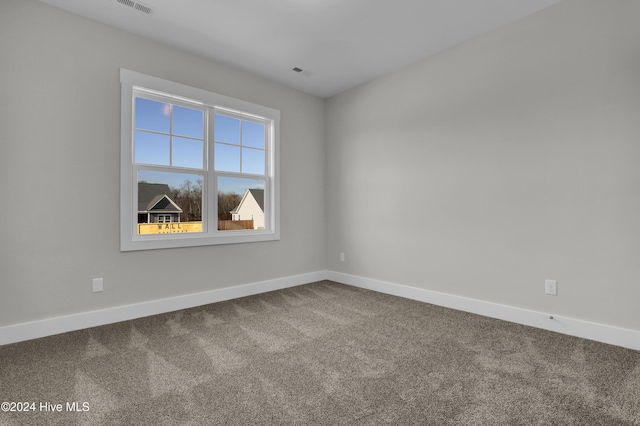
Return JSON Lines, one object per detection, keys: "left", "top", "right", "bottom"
{"left": 218, "top": 219, "right": 254, "bottom": 230}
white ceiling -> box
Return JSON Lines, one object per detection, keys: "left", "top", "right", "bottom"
{"left": 38, "top": 0, "right": 562, "bottom": 98}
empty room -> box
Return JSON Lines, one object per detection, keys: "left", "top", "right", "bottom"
{"left": 1, "top": 0, "right": 639, "bottom": 424}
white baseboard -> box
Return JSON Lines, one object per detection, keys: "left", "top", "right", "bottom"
{"left": 0, "top": 271, "right": 327, "bottom": 346}
{"left": 327, "top": 271, "right": 640, "bottom": 352}
{"left": 3, "top": 270, "right": 638, "bottom": 351}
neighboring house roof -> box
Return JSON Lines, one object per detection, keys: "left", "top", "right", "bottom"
{"left": 138, "top": 182, "right": 182, "bottom": 213}
{"left": 231, "top": 189, "right": 264, "bottom": 214}
{"left": 249, "top": 189, "right": 264, "bottom": 211}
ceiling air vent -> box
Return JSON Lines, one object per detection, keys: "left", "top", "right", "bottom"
{"left": 115, "top": 0, "right": 153, "bottom": 14}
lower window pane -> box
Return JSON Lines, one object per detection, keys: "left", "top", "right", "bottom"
{"left": 137, "top": 170, "right": 203, "bottom": 234}
{"left": 218, "top": 177, "right": 266, "bottom": 231}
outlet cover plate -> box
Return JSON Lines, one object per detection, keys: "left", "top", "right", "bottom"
{"left": 93, "top": 278, "right": 104, "bottom": 293}
{"left": 545, "top": 279, "right": 557, "bottom": 296}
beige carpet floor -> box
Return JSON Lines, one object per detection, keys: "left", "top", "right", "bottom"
{"left": 1, "top": 280, "right": 639, "bottom": 425}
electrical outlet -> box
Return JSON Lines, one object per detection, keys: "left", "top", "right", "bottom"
{"left": 545, "top": 279, "right": 557, "bottom": 296}
{"left": 92, "top": 278, "right": 103, "bottom": 293}
{"left": 339, "top": 253, "right": 345, "bottom": 262}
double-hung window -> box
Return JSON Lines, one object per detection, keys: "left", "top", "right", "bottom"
{"left": 120, "top": 69, "right": 280, "bottom": 251}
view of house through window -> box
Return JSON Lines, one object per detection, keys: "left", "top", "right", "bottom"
{"left": 121, "top": 69, "right": 279, "bottom": 250}
{"left": 218, "top": 177, "right": 266, "bottom": 230}
{"left": 134, "top": 94, "right": 270, "bottom": 235}
{"left": 137, "top": 170, "right": 203, "bottom": 235}
{"left": 136, "top": 170, "right": 266, "bottom": 234}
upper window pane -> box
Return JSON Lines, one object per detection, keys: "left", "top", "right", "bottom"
{"left": 215, "top": 114, "right": 240, "bottom": 145}
{"left": 135, "top": 97, "right": 170, "bottom": 133}
{"left": 242, "top": 121, "right": 265, "bottom": 149}
{"left": 172, "top": 137, "right": 203, "bottom": 169}
{"left": 242, "top": 148, "right": 265, "bottom": 175}
{"left": 173, "top": 105, "right": 203, "bottom": 139}
{"left": 135, "top": 131, "right": 170, "bottom": 166}
{"left": 214, "top": 143, "right": 241, "bottom": 172}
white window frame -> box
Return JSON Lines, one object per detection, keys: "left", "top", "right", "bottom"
{"left": 120, "top": 69, "right": 280, "bottom": 251}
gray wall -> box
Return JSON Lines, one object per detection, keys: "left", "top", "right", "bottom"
{"left": 326, "top": 0, "right": 640, "bottom": 331}
{"left": 0, "top": 0, "right": 326, "bottom": 326}
{"left": 2, "top": 0, "right": 639, "bottom": 335}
